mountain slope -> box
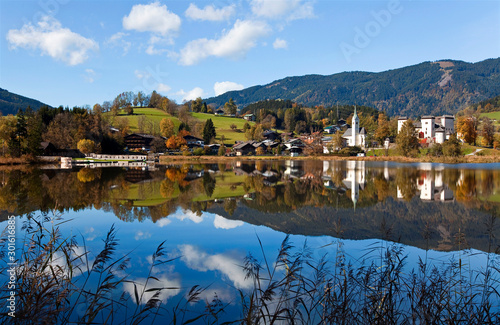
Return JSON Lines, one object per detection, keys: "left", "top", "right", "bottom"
{"left": 205, "top": 58, "right": 500, "bottom": 117}
{"left": 0, "top": 88, "right": 51, "bottom": 115}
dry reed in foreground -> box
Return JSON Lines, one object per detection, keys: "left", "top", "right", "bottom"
{"left": 1, "top": 213, "right": 499, "bottom": 324}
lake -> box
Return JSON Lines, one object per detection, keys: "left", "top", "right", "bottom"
{"left": 1, "top": 160, "right": 500, "bottom": 323}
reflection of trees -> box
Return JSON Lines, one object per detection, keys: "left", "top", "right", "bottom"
{"left": 374, "top": 174, "right": 391, "bottom": 202}
{"left": 455, "top": 171, "right": 477, "bottom": 203}
{"left": 203, "top": 173, "right": 216, "bottom": 198}
{"left": 395, "top": 169, "right": 418, "bottom": 201}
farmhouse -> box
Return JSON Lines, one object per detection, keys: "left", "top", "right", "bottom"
{"left": 183, "top": 135, "right": 204, "bottom": 148}
{"left": 124, "top": 133, "right": 155, "bottom": 150}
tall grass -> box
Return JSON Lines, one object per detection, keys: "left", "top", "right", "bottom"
{"left": 1, "top": 214, "right": 499, "bottom": 324}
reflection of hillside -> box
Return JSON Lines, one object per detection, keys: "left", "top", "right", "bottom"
{"left": 2, "top": 161, "right": 500, "bottom": 254}
{"left": 209, "top": 196, "right": 500, "bottom": 253}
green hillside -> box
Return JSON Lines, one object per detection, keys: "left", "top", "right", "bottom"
{"left": 204, "top": 58, "right": 500, "bottom": 118}
{"left": 106, "top": 107, "right": 180, "bottom": 133}
{"left": 192, "top": 112, "right": 255, "bottom": 143}
{"left": 0, "top": 88, "right": 51, "bottom": 115}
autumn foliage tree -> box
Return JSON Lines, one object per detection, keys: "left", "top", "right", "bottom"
{"left": 456, "top": 116, "right": 477, "bottom": 145}
{"left": 77, "top": 139, "right": 96, "bottom": 154}
{"left": 396, "top": 120, "right": 419, "bottom": 157}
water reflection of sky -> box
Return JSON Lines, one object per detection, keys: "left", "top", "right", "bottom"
{"left": 2, "top": 160, "right": 500, "bottom": 322}
{"left": 3, "top": 202, "right": 494, "bottom": 323}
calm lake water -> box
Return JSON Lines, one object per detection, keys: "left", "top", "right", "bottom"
{"left": 1, "top": 160, "right": 500, "bottom": 323}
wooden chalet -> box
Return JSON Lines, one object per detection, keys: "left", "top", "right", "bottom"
{"left": 124, "top": 134, "right": 155, "bottom": 150}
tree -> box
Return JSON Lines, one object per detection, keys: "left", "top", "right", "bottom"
{"left": 253, "top": 124, "right": 264, "bottom": 141}
{"left": 374, "top": 113, "right": 390, "bottom": 145}
{"left": 224, "top": 98, "right": 237, "bottom": 115}
{"left": 396, "top": 120, "right": 419, "bottom": 157}
{"left": 160, "top": 118, "right": 175, "bottom": 138}
{"left": 178, "top": 122, "right": 190, "bottom": 133}
{"left": 456, "top": 116, "right": 477, "bottom": 145}
{"left": 125, "top": 105, "right": 134, "bottom": 115}
{"left": 137, "top": 91, "right": 146, "bottom": 107}
{"left": 150, "top": 137, "right": 166, "bottom": 153}
{"left": 230, "top": 123, "right": 237, "bottom": 131}
{"left": 0, "top": 115, "right": 17, "bottom": 156}
{"left": 481, "top": 117, "right": 494, "bottom": 147}
{"left": 330, "top": 131, "right": 344, "bottom": 152}
{"left": 218, "top": 144, "right": 226, "bottom": 156}
{"left": 77, "top": 139, "right": 96, "bottom": 154}
{"left": 242, "top": 122, "right": 251, "bottom": 133}
{"left": 192, "top": 97, "right": 203, "bottom": 113}
{"left": 442, "top": 133, "right": 462, "bottom": 157}
{"left": 149, "top": 91, "right": 162, "bottom": 108}
{"left": 202, "top": 119, "right": 216, "bottom": 144}
{"left": 255, "top": 147, "right": 265, "bottom": 156}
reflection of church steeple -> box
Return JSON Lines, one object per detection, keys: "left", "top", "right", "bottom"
{"left": 343, "top": 161, "right": 365, "bottom": 210}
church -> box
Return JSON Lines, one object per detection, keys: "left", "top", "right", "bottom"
{"left": 342, "top": 107, "right": 366, "bottom": 148}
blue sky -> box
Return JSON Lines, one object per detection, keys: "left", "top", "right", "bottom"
{"left": 1, "top": 0, "right": 499, "bottom": 108}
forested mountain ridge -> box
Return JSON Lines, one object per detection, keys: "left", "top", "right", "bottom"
{"left": 205, "top": 58, "right": 500, "bottom": 117}
{"left": 0, "top": 88, "right": 51, "bottom": 115}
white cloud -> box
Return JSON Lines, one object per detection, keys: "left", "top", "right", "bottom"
{"left": 105, "top": 32, "right": 131, "bottom": 55}
{"left": 179, "top": 19, "right": 270, "bottom": 65}
{"left": 185, "top": 3, "right": 236, "bottom": 21}
{"left": 176, "top": 87, "right": 205, "bottom": 102}
{"left": 123, "top": 2, "right": 181, "bottom": 55}
{"left": 214, "top": 81, "right": 244, "bottom": 96}
{"left": 84, "top": 69, "right": 97, "bottom": 83}
{"left": 123, "top": 2, "right": 181, "bottom": 35}
{"left": 250, "top": 0, "right": 314, "bottom": 21}
{"left": 273, "top": 38, "right": 288, "bottom": 49}
{"left": 213, "top": 215, "right": 244, "bottom": 229}
{"left": 179, "top": 245, "right": 252, "bottom": 289}
{"left": 6, "top": 16, "right": 98, "bottom": 66}
{"left": 157, "top": 83, "right": 171, "bottom": 93}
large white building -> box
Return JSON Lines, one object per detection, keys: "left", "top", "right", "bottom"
{"left": 343, "top": 107, "right": 366, "bottom": 148}
{"left": 398, "top": 115, "right": 454, "bottom": 144}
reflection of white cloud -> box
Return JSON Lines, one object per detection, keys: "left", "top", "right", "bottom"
{"left": 179, "top": 245, "right": 251, "bottom": 289}
{"left": 214, "top": 81, "right": 244, "bottom": 96}
{"left": 135, "top": 230, "right": 152, "bottom": 241}
{"left": 123, "top": 276, "right": 181, "bottom": 304}
{"left": 84, "top": 227, "right": 96, "bottom": 241}
{"left": 213, "top": 215, "right": 244, "bottom": 230}
{"left": 157, "top": 218, "right": 172, "bottom": 228}
{"left": 196, "top": 287, "right": 234, "bottom": 305}
{"left": 156, "top": 209, "right": 204, "bottom": 228}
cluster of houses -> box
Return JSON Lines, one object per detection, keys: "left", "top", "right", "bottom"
{"left": 398, "top": 115, "right": 455, "bottom": 144}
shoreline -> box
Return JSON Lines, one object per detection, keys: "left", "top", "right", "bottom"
{"left": 159, "top": 154, "right": 500, "bottom": 165}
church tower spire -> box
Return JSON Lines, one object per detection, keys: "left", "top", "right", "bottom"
{"left": 352, "top": 106, "right": 359, "bottom": 146}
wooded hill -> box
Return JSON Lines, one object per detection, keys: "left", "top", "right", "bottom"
{"left": 0, "top": 88, "right": 51, "bottom": 115}
{"left": 205, "top": 58, "right": 500, "bottom": 118}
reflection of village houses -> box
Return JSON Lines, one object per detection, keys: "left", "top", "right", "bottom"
{"left": 397, "top": 165, "right": 455, "bottom": 202}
